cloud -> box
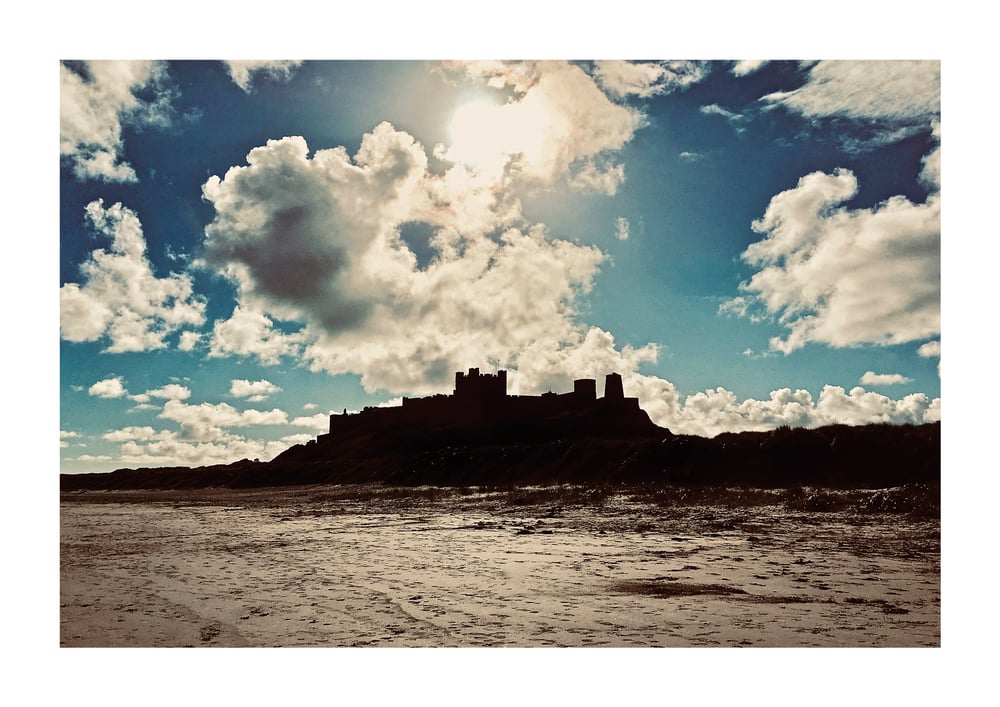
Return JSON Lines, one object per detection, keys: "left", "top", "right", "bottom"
{"left": 632, "top": 379, "right": 938, "bottom": 438}
{"left": 202, "top": 123, "right": 610, "bottom": 395}
{"left": 679, "top": 151, "right": 703, "bottom": 163}
{"left": 700, "top": 103, "right": 748, "bottom": 133}
{"left": 762, "top": 61, "right": 939, "bottom": 126}
{"left": 116, "top": 434, "right": 292, "bottom": 467}
{"left": 147, "top": 384, "right": 192, "bottom": 400}
{"left": 60, "top": 430, "right": 81, "bottom": 448}
{"left": 918, "top": 340, "right": 941, "bottom": 358}
{"left": 223, "top": 61, "right": 303, "bottom": 92}
{"left": 60, "top": 200, "right": 206, "bottom": 352}
{"left": 88, "top": 376, "right": 127, "bottom": 398}
{"left": 732, "top": 60, "right": 769, "bottom": 77}
{"left": 60, "top": 60, "right": 177, "bottom": 182}
{"left": 177, "top": 331, "right": 201, "bottom": 352}
{"left": 72, "top": 454, "right": 113, "bottom": 463}
{"left": 442, "top": 61, "right": 645, "bottom": 189}
{"left": 208, "top": 306, "right": 306, "bottom": 365}
{"left": 102, "top": 426, "right": 168, "bottom": 442}
{"left": 290, "top": 413, "right": 330, "bottom": 431}
{"left": 614, "top": 217, "right": 630, "bottom": 241}
{"left": 592, "top": 60, "right": 709, "bottom": 98}
{"left": 230, "top": 379, "right": 282, "bottom": 402}
{"left": 723, "top": 165, "right": 939, "bottom": 354}
{"left": 860, "top": 371, "right": 913, "bottom": 386}
{"left": 158, "top": 399, "right": 289, "bottom": 442}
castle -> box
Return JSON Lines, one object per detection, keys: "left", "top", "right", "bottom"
{"left": 319, "top": 368, "right": 654, "bottom": 443}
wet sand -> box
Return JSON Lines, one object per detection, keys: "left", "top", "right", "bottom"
{"left": 60, "top": 485, "right": 939, "bottom": 647}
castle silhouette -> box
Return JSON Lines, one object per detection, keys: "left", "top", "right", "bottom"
{"left": 318, "top": 368, "right": 656, "bottom": 444}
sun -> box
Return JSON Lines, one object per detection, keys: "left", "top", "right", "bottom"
{"left": 446, "top": 95, "right": 553, "bottom": 176}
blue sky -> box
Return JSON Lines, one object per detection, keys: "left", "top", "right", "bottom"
{"left": 59, "top": 58, "right": 942, "bottom": 473}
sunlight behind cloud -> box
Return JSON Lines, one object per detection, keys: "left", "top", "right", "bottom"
{"left": 446, "top": 96, "right": 553, "bottom": 176}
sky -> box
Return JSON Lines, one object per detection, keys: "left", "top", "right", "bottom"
{"left": 58, "top": 58, "right": 943, "bottom": 473}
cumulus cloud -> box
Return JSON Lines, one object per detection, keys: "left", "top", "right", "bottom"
{"left": 60, "top": 200, "right": 206, "bottom": 352}
{"left": 60, "top": 60, "right": 177, "bottom": 182}
{"left": 202, "top": 123, "right": 609, "bottom": 395}
{"left": 223, "top": 60, "right": 303, "bottom": 92}
{"left": 177, "top": 331, "right": 201, "bottom": 352}
{"left": 60, "top": 430, "right": 81, "bottom": 448}
{"left": 918, "top": 340, "right": 941, "bottom": 358}
{"left": 88, "top": 376, "right": 127, "bottom": 398}
{"left": 860, "top": 371, "right": 913, "bottom": 386}
{"left": 117, "top": 434, "right": 293, "bottom": 467}
{"left": 592, "top": 60, "right": 709, "bottom": 98}
{"left": 763, "top": 61, "right": 939, "bottom": 127}
{"left": 614, "top": 217, "right": 630, "bottom": 241}
{"left": 147, "top": 384, "right": 192, "bottom": 400}
{"left": 630, "top": 379, "right": 939, "bottom": 438}
{"left": 230, "top": 379, "right": 282, "bottom": 402}
{"left": 732, "top": 60, "right": 770, "bottom": 77}
{"left": 208, "top": 306, "right": 306, "bottom": 365}
{"left": 724, "top": 166, "right": 939, "bottom": 354}
{"left": 158, "top": 399, "right": 289, "bottom": 442}
{"left": 290, "top": 413, "right": 330, "bottom": 431}
{"left": 679, "top": 151, "right": 703, "bottom": 163}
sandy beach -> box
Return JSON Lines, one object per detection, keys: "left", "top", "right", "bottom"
{"left": 60, "top": 485, "right": 939, "bottom": 647}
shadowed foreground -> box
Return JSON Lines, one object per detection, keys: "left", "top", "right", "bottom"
{"left": 61, "top": 484, "right": 939, "bottom": 647}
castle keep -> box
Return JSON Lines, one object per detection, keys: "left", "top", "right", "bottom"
{"left": 321, "top": 368, "right": 653, "bottom": 443}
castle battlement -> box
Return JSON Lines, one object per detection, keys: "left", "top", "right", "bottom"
{"left": 326, "top": 368, "right": 647, "bottom": 439}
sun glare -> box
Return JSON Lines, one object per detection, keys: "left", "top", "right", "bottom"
{"left": 447, "top": 96, "right": 552, "bottom": 175}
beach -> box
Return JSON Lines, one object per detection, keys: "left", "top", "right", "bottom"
{"left": 60, "top": 485, "right": 939, "bottom": 647}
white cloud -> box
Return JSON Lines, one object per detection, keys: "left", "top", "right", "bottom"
{"left": 73, "top": 454, "right": 113, "bottom": 463}
{"left": 118, "top": 436, "right": 292, "bottom": 467}
{"left": 102, "top": 426, "right": 168, "bottom": 442}
{"left": 230, "top": 379, "right": 282, "bottom": 402}
{"left": 303, "top": 403, "right": 318, "bottom": 411}
{"left": 223, "top": 61, "right": 302, "bottom": 92}
{"left": 147, "top": 384, "right": 192, "bottom": 400}
{"left": 763, "top": 61, "right": 939, "bottom": 125}
{"left": 280, "top": 433, "right": 316, "bottom": 446}
{"left": 679, "top": 151, "right": 703, "bottom": 163}
{"left": 60, "top": 430, "right": 80, "bottom": 448}
{"left": 725, "top": 166, "right": 939, "bottom": 354}
{"left": 593, "top": 60, "right": 709, "bottom": 98}
{"left": 700, "top": 103, "right": 748, "bottom": 133}
{"left": 614, "top": 217, "right": 630, "bottom": 241}
{"left": 158, "top": 399, "right": 289, "bottom": 442}
{"left": 177, "top": 331, "right": 201, "bottom": 352}
{"left": 565, "top": 160, "right": 626, "bottom": 195}
{"left": 202, "top": 124, "right": 609, "bottom": 394}
{"left": 88, "top": 376, "right": 127, "bottom": 398}
{"left": 918, "top": 340, "right": 941, "bottom": 358}
{"left": 60, "top": 60, "right": 177, "bottom": 182}
{"left": 290, "top": 413, "right": 330, "bottom": 431}
{"left": 60, "top": 200, "right": 206, "bottom": 352}
{"left": 632, "top": 379, "right": 939, "bottom": 438}
{"left": 732, "top": 60, "right": 769, "bottom": 77}
{"left": 860, "top": 371, "right": 913, "bottom": 386}
{"left": 208, "top": 305, "right": 306, "bottom": 365}
{"left": 443, "top": 61, "right": 646, "bottom": 189}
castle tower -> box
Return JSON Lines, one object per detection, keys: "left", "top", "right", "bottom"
{"left": 574, "top": 378, "right": 597, "bottom": 400}
{"left": 604, "top": 372, "right": 624, "bottom": 400}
